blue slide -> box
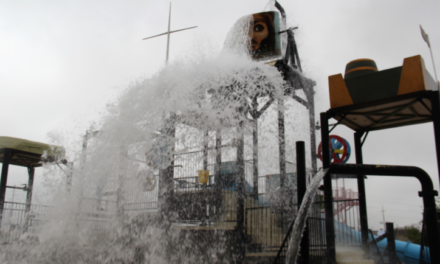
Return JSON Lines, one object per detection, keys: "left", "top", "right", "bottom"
{"left": 334, "top": 221, "right": 431, "bottom": 264}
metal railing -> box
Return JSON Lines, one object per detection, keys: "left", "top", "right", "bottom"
{"left": 123, "top": 202, "right": 158, "bottom": 213}
{"left": 333, "top": 187, "right": 359, "bottom": 200}
{"left": 173, "top": 150, "right": 216, "bottom": 180}
{"left": 332, "top": 199, "right": 362, "bottom": 247}
{"left": 0, "top": 202, "right": 50, "bottom": 243}
{"left": 273, "top": 197, "right": 361, "bottom": 263}
{"left": 245, "top": 206, "right": 284, "bottom": 252}
{"left": 273, "top": 200, "right": 326, "bottom": 264}
{"left": 172, "top": 149, "right": 261, "bottom": 224}
{"left": 307, "top": 217, "right": 327, "bottom": 264}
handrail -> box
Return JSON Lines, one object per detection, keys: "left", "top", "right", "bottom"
{"left": 273, "top": 216, "right": 296, "bottom": 263}
{"left": 368, "top": 229, "right": 385, "bottom": 264}
{"left": 328, "top": 163, "right": 440, "bottom": 264}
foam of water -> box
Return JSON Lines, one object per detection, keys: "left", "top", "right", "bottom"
{"left": 0, "top": 51, "right": 298, "bottom": 263}
{"left": 0, "top": 1, "right": 315, "bottom": 261}
{"left": 285, "top": 168, "right": 328, "bottom": 264}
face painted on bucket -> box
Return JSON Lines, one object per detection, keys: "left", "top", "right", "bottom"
{"left": 249, "top": 16, "right": 269, "bottom": 51}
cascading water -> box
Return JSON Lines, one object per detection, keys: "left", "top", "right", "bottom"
{"left": 0, "top": 1, "right": 318, "bottom": 263}
{"left": 285, "top": 168, "right": 328, "bottom": 264}
{"left": 0, "top": 54, "right": 296, "bottom": 263}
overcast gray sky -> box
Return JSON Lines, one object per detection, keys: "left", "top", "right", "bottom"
{"left": 1, "top": 0, "right": 440, "bottom": 231}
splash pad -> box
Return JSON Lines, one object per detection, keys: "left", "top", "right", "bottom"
{"left": 0, "top": 1, "right": 325, "bottom": 263}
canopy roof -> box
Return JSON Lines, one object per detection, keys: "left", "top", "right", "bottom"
{"left": 0, "top": 136, "right": 66, "bottom": 167}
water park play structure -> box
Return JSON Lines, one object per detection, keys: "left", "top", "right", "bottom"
{"left": 0, "top": 1, "right": 439, "bottom": 263}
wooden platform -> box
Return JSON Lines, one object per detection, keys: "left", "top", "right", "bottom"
{"left": 328, "top": 90, "right": 437, "bottom": 131}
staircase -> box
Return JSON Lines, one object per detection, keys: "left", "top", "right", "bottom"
{"left": 336, "top": 249, "right": 373, "bottom": 264}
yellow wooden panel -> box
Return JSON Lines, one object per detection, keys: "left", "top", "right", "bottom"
{"left": 398, "top": 55, "right": 427, "bottom": 95}
{"left": 329, "top": 74, "right": 354, "bottom": 108}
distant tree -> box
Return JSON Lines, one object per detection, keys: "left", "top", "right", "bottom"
{"left": 400, "top": 198, "right": 440, "bottom": 246}
{"left": 405, "top": 225, "right": 422, "bottom": 244}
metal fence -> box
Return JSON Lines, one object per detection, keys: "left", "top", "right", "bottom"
{"left": 173, "top": 150, "right": 255, "bottom": 191}
{"left": 0, "top": 202, "right": 50, "bottom": 243}
{"left": 273, "top": 197, "right": 361, "bottom": 263}
{"left": 307, "top": 217, "right": 327, "bottom": 263}
{"left": 333, "top": 187, "right": 359, "bottom": 200}
{"left": 123, "top": 202, "right": 158, "bottom": 213}
{"left": 174, "top": 150, "right": 216, "bottom": 180}
{"left": 172, "top": 149, "right": 261, "bottom": 224}
{"left": 333, "top": 199, "right": 362, "bottom": 247}
{"left": 245, "top": 206, "right": 285, "bottom": 253}
{"left": 272, "top": 199, "right": 326, "bottom": 264}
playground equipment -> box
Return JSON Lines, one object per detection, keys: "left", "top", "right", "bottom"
{"left": 0, "top": 136, "right": 70, "bottom": 234}
{"left": 320, "top": 55, "right": 440, "bottom": 263}
{"left": 318, "top": 135, "right": 351, "bottom": 164}
{"left": 1, "top": 2, "right": 417, "bottom": 264}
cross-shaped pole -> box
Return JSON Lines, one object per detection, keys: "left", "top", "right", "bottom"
{"left": 143, "top": 3, "right": 197, "bottom": 63}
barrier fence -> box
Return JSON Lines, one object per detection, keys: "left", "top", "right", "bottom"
{"left": 0, "top": 202, "right": 50, "bottom": 242}
{"left": 273, "top": 198, "right": 360, "bottom": 263}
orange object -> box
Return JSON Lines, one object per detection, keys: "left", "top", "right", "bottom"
{"left": 328, "top": 74, "right": 354, "bottom": 108}
{"left": 198, "top": 170, "right": 209, "bottom": 184}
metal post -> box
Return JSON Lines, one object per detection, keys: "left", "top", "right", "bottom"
{"left": 278, "top": 98, "right": 287, "bottom": 190}
{"left": 385, "top": 223, "right": 399, "bottom": 264}
{"left": 354, "top": 131, "right": 369, "bottom": 255}
{"left": 419, "top": 211, "right": 427, "bottom": 264}
{"left": 25, "top": 166, "right": 34, "bottom": 232}
{"left": 25, "top": 166, "right": 34, "bottom": 213}
{"left": 420, "top": 190, "right": 440, "bottom": 264}
{"left": 0, "top": 149, "right": 11, "bottom": 228}
{"left": 203, "top": 130, "right": 208, "bottom": 171}
{"left": 236, "top": 122, "right": 245, "bottom": 263}
{"left": 320, "top": 112, "right": 336, "bottom": 264}
{"left": 167, "top": 113, "right": 176, "bottom": 208}
{"left": 304, "top": 82, "right": 318, "bottom": 174}
{"left": 202, "top": 130, "right": 209, "bottom": 224}
{"left": 252, "top": 119, "right": 259, "bottom": 198}
{"left": 159, "top": 114, "right": 176, "bottom": 217}
{"left": 296, "top": 141, "right": 309, "bottom": 264}
{"left": 215, "top": 129, "right": 222, "bottom": 212}
{"left": 430, "top": 91, "right": 440, "bottom": 186}
{"left": 278, "top": 97, "right": 287, "bottom": 230}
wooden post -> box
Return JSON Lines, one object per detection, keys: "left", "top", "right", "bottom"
{"left": 0, "top": 149, "right": 11, "bottom": 229}
{"left": 236, "top": 122, "right": 245, "bottom": 263}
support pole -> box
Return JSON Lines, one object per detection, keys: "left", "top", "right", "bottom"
{"left": 203, "top": 130, "right": 209, "bottom": 171}
{"left": 296, "top": 141, "right": 309, "bottom": 264}
{"left": 304, "top": 82, "right": 318, "bottom": 174}
{"left": 0, "top": 149, "right": 11, "bottom": 229}
{"left": 236, "top": 122, "right": 246, "bottom": 263}
{"left": 278, "top": 98, "right": 287, "bottom": 190}
{"left": 354, "top": 131, "right": 369, "bottom": 256}
{"left": 215, "top": 129, "right": 222, "bottom": 212}
{"left": 278, "top": 97, "right": 287, "bottom": 229}
{"left": 385, "top": 223, "right": 399, "bottom": 264}
{"left": 25, "top": 166, "right": 35, "bottom": 213}
{"left": 159, "top": 113, "right": 176, "bottom": 218}
{"left": 202, "top": 130, "right": 209, "bottom": 224}
{"left": 25, "top": 166, "right": 34, "bottom": 232}
{"left": 252, "top": 119, "right": 259, "bottom": 198}
{"left": 320, "top": 112, "right": 336, "bottom": 264}
{"left": 430, "top": 92, "right": 440, "bottom": 186}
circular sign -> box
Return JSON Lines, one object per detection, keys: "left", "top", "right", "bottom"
{"left": 318, "top": 135, "right": 351, "bottom": 164}
{"left": 138, "top": 170, "right": 156, "bottom": 191}
{"left": 145, "top": 139, "right": 169, "bottom": 170}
